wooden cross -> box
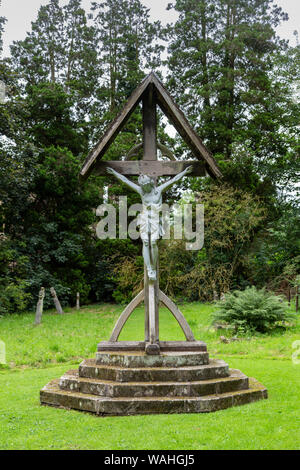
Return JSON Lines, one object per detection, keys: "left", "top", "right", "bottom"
{"left": 80, "top": 72, "right": 221, "bottom": 355}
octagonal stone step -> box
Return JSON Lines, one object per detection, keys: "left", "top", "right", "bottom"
{"left": 95, "top": 350, "right": 209, "bottom": 368}
{"left": 98, "top": 341, "right": 207, "bottom": 352}
{"left": 79, "top": 358, "right": 229, "bottom": 383}
{"left": 40, "top": 377, "right": 267, "bottom": 416}
{"left": 59, "top": 369, "right": 249, "bottom": 398}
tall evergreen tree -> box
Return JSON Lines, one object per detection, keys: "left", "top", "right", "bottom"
{"left": 0, "top": 1, "right": 6, "bottom": 56}
{"left": 10, "top": 0, "right": 100, "bottom": 137}
{"left": 165, "top": 0, "right": 298, "bottom": 186}
{"left": 92, "top": 0, "right": 163, "bottom": 114}
{"left": 0, "top": 1, "right": 108, "bottom": 309}
{"left": 0, "top": 0, "right": 7, "bottom": 127}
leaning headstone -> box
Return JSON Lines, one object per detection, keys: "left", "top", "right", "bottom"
{"left": 76, "top": 292, "right": 80, "bottom": 310}
{"left": 50, "top": 287, "right": 64, "bottom": 315}
{"left": 35, "top": 287, "right": 45, "bottom": 325}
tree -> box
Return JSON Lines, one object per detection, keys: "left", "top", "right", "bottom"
{"left": 1, "top": 143, "right": 102, "bottom": 310}
{"left": 0, "top": 1, "right": 108, "bottom": 310}
{"left": 246, "top": 202, "right": 300, "bottom": 289}
{"left": 92, "top": 0, "right": 163, "bottom": 114}
{"left": 0, "top": 2, "right": 16, "bottom": 141}
{"left": 10, "top": 0, "right": 100, "bottom": 136}
{"left": 25, "top": 82, "right": 87, "bottom": 154}
{"left": 0, "top": 1, "right": 6, "bottom": 56}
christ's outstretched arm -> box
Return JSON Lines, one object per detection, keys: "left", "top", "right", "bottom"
{"left": 106, "top": 167, "right": 141, "bottom": 194}
{"left": 158, "top": 165, "right": 193, "bottom": 193}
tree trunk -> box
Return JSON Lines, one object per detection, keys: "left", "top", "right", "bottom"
{"left": 200, "top": 1, "right": 212, "bottom": 118}
{"left": 66, "top": 21, "right": 75, "bottom": 88}
{"left": 224, "top": 0, "right": 236, "bottom": 158}
{"left": 49, "top": 46, "right": 56, "bottom": 83}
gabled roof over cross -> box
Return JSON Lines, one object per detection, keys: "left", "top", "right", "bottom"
{"left": 79, "top": 71, "right": 222, "bottom": 180}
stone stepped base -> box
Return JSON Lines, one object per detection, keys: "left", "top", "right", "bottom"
{"left": 98, "top": 341, "right": 207, "bottom": 352}
{"left": 59, "top": 368, "right": 249, "bottom": 398}
{"left": 79, "top": 358, "right": 229, "bottom": 382}
{"left": 95, "top": 351, "right": 209, "bottom": 368}
{"left": 40, "top": 350, "right": 267, "bottom": 416}
{"left": 41, "top": 377, "right": 267, "bottom": 415}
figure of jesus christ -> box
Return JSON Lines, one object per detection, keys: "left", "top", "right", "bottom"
{"left": 107, "top": 165, "right": 193, "bottom": 281}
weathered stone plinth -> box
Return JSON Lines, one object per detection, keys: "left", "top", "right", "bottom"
{"left": 40, "top": 349, "right": 267, "bottom": 416}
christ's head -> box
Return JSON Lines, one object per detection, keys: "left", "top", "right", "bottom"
{"left": 138, "top": 174, "right": 155, "bottom": 193}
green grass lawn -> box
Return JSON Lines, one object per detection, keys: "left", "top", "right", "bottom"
{"left": 0, "top": 302, "right": 299, "bottom": 450}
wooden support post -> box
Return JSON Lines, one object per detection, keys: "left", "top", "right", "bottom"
{"left": 144, "top": 266, "right": 149, "bottom": 342}
{"left": 148, "top": 282, "right": 156, "bottom": 343}
{"left": 35, "top": 287, "right": 45, "bottom": 325}
{"left": 109, "top": 290, "right": 145, "bottom": 342}
{"left": 288, "top": 288, "right": 291, "bottom": 307}
{"left": 143, "top": 84, "right": 157, "bottom": 162}
{"left": 159, "top": 291, "right": 195, "bottom": 341}
{"left": 143, "top": 85, "right": 160, "bottom": 355}
{"left": 155, "top": 260, "right": 159, "bottom": 342}
{"left": 145, "top": 286, "right": 160, "bottom": 355}
{"left": 50, "top": 287, "right": 64, "bottom": 315}
{"left": 145, "top": 261, "right": 160, "bottom": 355}
{"left": 76, "top": 292, "right": 80, "bottom": 310}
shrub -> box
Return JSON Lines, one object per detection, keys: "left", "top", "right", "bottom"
{"left": 212, "top": 286, "right": 291, "bottom": 333}
{"left": 0, "top": 280, "right": 31, "bottom": 315}
{"left": 112, "top": 255, "right": 144, "bottom": 304}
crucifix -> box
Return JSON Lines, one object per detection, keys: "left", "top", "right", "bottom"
{"left": 40, "top": 74, "right": 267, "bottom": 417}
{"left": 79, "top": 72, "right": 221, "bottom": 355}
{"left": 106, "top": 165, "right": 193, "bottom": 281}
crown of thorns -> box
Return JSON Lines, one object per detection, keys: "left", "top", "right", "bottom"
{"left": 138, "top": 174, "right": 155, "bottom": 185}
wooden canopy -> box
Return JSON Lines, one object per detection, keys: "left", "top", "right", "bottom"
{"left": 79, "top": 71, "right": 222, "bottom": 180}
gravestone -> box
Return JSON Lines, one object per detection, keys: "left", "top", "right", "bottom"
{"left": 50, "top": 287, "right": 64, "bottom": 315}
{"left": 35, "top": 287, "right": 45, "bottom": 325}
{"left": 40, "top": 72, "right": 267, "bottom": 415}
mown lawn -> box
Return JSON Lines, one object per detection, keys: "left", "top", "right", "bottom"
{"left": 0, "top": 302, "right": 299, "bottom": 450}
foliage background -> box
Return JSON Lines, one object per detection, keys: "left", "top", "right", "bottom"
{"left": 0, "top": 0, "right": 299, "bottom": 312}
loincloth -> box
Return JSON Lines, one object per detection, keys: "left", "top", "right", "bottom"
{"left": 137, "top": 205, "right": 165, "bottom": 242}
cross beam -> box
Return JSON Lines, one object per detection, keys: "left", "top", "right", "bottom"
{"left": 93, "top": 160, "right": 206, "bottom": 177}
{"left": 143, "top": 83, "right": 157, "bottom": 161}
